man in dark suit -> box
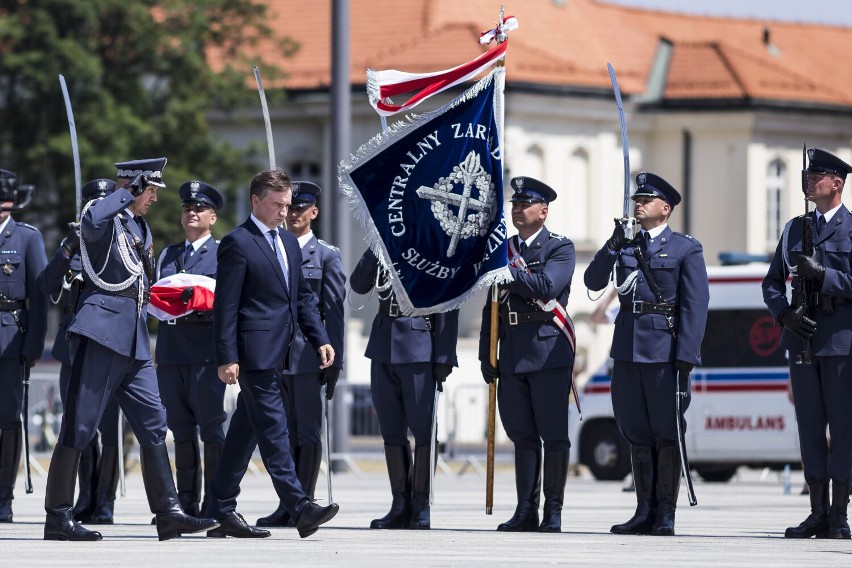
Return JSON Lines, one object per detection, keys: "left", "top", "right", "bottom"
{"left": 39, "top": 178, "right": 121, "bottom": 525}
{"left": 585, "top": 172, "right": 709, "bottom": 537}
{"left": 256, "top": 181, "right": 345, "bottom": 528}
{"left": 351, "top": 251, "right": 458, "bottom": 531}
{"left": 763, "top": 148, "right": 852, "bottom": 540}
{"left": 155, "top": 181, "right": 226, "bottom": 517}
{"left": 42, "top": 158, "right": 219, "bottom": 541}
{"left": 478, "top": 176, "right": 576, "bottom": 533}
{"left": 0, "top": 168, "right": 48, "bottom": 524}
{"left": 208, "top": 168, "right": 339, "bottom": 539}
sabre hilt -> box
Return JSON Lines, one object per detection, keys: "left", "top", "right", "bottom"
{"left": 620, "top": 216, "right": 637, "bottom": 241}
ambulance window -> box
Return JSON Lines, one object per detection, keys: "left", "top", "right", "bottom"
{"left": 700, "top": 309, "right": 787, "bottom": 368}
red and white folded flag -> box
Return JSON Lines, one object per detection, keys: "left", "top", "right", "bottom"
{"left": 366, "top": 14, "right": 518, "bottom": 117}
{"left": 149, "top": 273, "right": 216, "bottom": 321}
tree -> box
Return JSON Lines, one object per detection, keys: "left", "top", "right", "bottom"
{"left": 0, "top": 0, "right": 296, "bottom": 249}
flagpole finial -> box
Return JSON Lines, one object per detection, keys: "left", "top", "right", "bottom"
{"left": 496, "top": 5, "right": 508, "bottom": 44}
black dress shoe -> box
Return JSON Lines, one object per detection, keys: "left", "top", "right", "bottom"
{"left": 256, "top": 503, "right": 292, "bottom": 527}
{"left": 296, "top": 501, "right": 339, "bottom": 538}
{"left": 208, "top": 513, "right": 270, "bottom": 538}
{"left": 155, "top": 512, "right": 219, "bottom": 541}
{"left": 44, "top": 512, "right": 103, "bottom": 541}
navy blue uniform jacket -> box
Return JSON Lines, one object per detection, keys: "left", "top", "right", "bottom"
{"left": 213, "top": 219, "right": 329, "bottom": 372}
{"left": 584, "top": 226, "right": 708, "bottom": 365}
{"left": 287, "top": 235, "right": 345, "bottom": 374}
{"left": 0, "top": 218, "right": 48, "bottom": 360}
{"left": 155, "top": 238, "right": 218, "bottom": 365}
{"left": 39, "top": 248, "right": 79, "bottom": 365}
{"left": 763, "top": 206, "right": 852, "bottom": 356}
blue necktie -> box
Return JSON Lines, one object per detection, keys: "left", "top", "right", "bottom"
{"left": 183, "top": 243, "right": 193, "bottom": 265}
{"left": 268, "top": 229, "right": 289, "bottom": 285}
{"left": 816, "top": 215, "right": 826, "bottom": 237}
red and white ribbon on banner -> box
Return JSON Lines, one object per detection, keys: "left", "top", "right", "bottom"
{"left": 366, "top": 15, "right": 518, "bottom": 117}
{"left": 149, "top": 273, "right": 216, "bottom": 321}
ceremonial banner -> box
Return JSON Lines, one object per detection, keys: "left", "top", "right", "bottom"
{"left": 340, "top": 68, "right": 509, "bottom": 316}
{"left": 149, "top": 273, "right": 216, "bottom": 320}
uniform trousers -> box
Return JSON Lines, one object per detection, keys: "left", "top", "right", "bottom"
{"left": 0, "top": 358, "right": 25, "bottom": 429}
{"left": 59, "top": 337, "right": 167, "bottom": 449}
{"left": 58, "top": 362, "right": 119, "bottom": 445}
{"left": 157, "top": 364, "right": 226, "bottom": 444}
{"left": 209, "top": 369, "right": 308, "bottom": 518}
{"left": 370, "top": 361, "right": 435, "bottom": 447}
{"left": 278, "top": 373, "right": 322, "bottom": 447}
{"left": 790, "top": 355, "right": 852, "bottom": 485}
{"left": 497, "top": 367, "right": 572, "bottom": 452}
{"left": 611, "top": 360, "right": 690, "bottom": 448}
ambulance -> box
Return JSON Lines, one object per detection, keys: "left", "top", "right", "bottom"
{"left": 569, "top": 262, "right": 799, "bottom": 482}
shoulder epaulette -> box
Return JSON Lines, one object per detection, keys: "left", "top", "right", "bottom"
{"left": 549, "top": 232, "right": 565, "bottom": 241}
{"left": 318, "top": 239, "right": 339, "bottom": 252}
{"left": 17, "top": 222, "right": 38, "bottom": 231}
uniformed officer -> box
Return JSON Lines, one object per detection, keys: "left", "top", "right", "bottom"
{"left": 38, "top": 178, "right": 122, "bottom": 525}
{"left": 479, "top": 176, "right": 576, "bottom": 533}
{"left": 350, "top": 251, "right": 458, "bottom": 530}
{"left": 763, "top": 149, "right": 852, "bottom": 540}
{"left": 42, "top": 158, "right": 218, "bottom": 541}
{"left": 584, "top": 172, "right": 709, "bottom": 537}
{"left": 256, "top": 181, "right": 345, "bottom": 528}
{"left": 155, "top": 180, "right": 226, "bottom": 518}
{"left": 0, "top": 168, "right": 48, "bottom": 524}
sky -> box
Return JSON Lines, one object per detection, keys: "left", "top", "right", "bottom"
{"left": 601, "top": 0, "right": 852, "bottom": 27}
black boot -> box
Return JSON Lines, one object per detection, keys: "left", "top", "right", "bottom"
{"left": 785, "top": 482, "right": 829, "bottom": 538}
{"left": 650, "top": 445, "right": 680, "bottom": 536}
{"left": 174, "top": 440, "right": 202, "bottom": 517}
{"left": 87, "top": 446, "right": 119, "bottom": 524}
{"left": 44, "top": 445, "right": 102, "bottom": 541}
{"left": 539, "top": 449, "right": 569, "bottom": 533}
{"left": 370, "top": 444, "right": 412, "bottom": 529}
{"left": 199, "top": 441, "right": 222, "bottom": 518}
{"left": 828, "top": 481, "right": 851, "bottom": 539}
{"left": 140, "top": 443, "right": 219, "bottom": 541}
{"left": 497, "top": 447, "right": 541, "bottom": 532}
{"left": 72, "top": 436, "right": 100, "bottom": 522}
{"left": 611, "top": 446, "right": 656, "bottom": 534}
{"left": 0, "top": 429, "right": 22, "bottom": 523}
{"left": 409, "top": 444, "right": 432, "bottom": 530}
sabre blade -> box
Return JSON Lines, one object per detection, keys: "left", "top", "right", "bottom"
{"left": 59, "top": 75, "right": 83, "bottom": 218}
{"left": 253, "top": 66, "right": 276, "bottom": 169}
{"left": 607, "top": 63, "right": 634, "bottom": 238}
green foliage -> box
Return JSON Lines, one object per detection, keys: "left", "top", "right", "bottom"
{"left": 0, "top": 0, "right": 295, "bottom": 250}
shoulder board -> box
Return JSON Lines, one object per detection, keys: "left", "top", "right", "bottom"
{"left": 17, "top": 222, "right": 38, "bottom": 231}
{"left": 672, "top": 231, "right": 698, "bottom": 243}
{"left": 318, "top": 239, "right": 339, "bottom": 252}
{"left": 549, "top": 232, "right": 565, "bottom": 241}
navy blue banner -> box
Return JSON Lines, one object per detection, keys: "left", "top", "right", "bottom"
{"left": 341, "top": 69, "right": 509, "bottom": 315}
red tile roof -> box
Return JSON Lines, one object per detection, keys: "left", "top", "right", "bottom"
{"left": 212, "top": 0, "right": 852, "bottom": 108}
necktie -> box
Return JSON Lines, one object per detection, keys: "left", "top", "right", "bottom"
{"left": 269, "top": 229, "right": 289, "bottom": 285}
{"left": 816, "top": 215, "right": 826, "bottom": 237}
{"left": 519, "top": 241, "right": 527, "bottom": 255}
{"left": 640, "top": 231, "right": 650, "bottom": 251}
{"left": 183, "top": 243, "right": 193, "bottom": 265}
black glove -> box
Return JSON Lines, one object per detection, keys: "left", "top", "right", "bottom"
{"left": 481, "top": 361, "right": 499, "bottom": 385}
{"left": 21, "top": 357, "right": 36, "bottom": 369}
{"left": 127, "top": 174, "right": 149, "bottom": 197}
{"left": 180, "top": 286, "right": 195, "bottom": 304}
{"left": 433, "top": 363, "right": 453, "bottom": 392}
{"left": 674, "top": 359, "right": 694, "bottom": 377}
{"left": 605, "top": 218, "right": 635, "bottom": 252}
{"left": 320, "top": 367, "right": 341, "bottom": 400}
{"left": 61, "top": 222, "right": 81, "bottom": 257}
{"left": 780, "top": 306, "right": 817, "bottom": 340}
{"left": 797, "top": 255, "right": 826, "bottom": 283}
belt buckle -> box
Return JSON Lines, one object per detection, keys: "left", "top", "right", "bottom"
{"left": 388, "top": 303, "right": 399, "bottom": 317}
{"left": 508, "top": 311, "right": 518, "bottom": 325}
{"left": 633, "top": 301, "right": 643, "bottom": 314}
{"left": 166, "top": 318, "right": 177, "bottom": 325}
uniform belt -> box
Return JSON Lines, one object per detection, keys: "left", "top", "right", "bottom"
{"left": 0, "top": 300, "right": 23, "bottom": 311}
{"left": 166, "top": 310, "right": 214, "bottom": 325}
{"left": 503, "top": 310, "right": 553, "bottom": 325}
{"left": 632, "top": 301, "right": 678, "bottom": 316}
{"left": 378, "top": 303, "right": 433, "bottom": 331}
{"left": 83, "top": 283, "right": 150, "bottom": 304}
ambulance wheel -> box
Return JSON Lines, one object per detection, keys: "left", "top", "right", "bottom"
{"left": 581, "top": 420, "right": 631, "bottom": 481}
{"left": 695, "top": 465, "right": 737, "bottom": 483}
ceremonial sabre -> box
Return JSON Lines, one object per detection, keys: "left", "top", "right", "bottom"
{"left": 21, "top": 366, "right": 33, "bottom": 493}
{"left": 118, "top": 409, "right": 126, "bottom": 497}
{"left": 58, "top": 75, "right": 83, "bottom": 219}
{"left": 485, "top": 285, "right": 499, "bottom": 515}
{"left": 253, "top": 66, "right": 276, "bottom": 169}
{"left": 675, "top": 369, "right": 697, "bottom": 506}
{"left": 322, "top": 385, "right": 334, "bottom": 504}
{"left": 607, "top": 63, "right": 636, "bottom": 239}
{"left": 429, "top": 384, "right": 440, "bottom": 505}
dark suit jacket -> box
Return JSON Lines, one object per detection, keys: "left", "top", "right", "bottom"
{"left": 213, "top": 218, "right": 329, "bottom": 372}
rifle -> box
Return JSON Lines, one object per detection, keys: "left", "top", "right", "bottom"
{"left": 794, "top": 143, "right": 816, "bottom": 365}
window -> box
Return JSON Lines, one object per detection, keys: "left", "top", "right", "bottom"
{"left": 766, "top": 159, "right": 786, "bottom": 247}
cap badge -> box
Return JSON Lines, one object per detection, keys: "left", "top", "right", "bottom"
{"left": 98, "top": 180, "right": 107, "bottom": 190}
{"left": 637, "top": 173, "right": 646, "bottom": 186}
{"left": 807, "top": 149, "right": 814, "bottom": 160}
